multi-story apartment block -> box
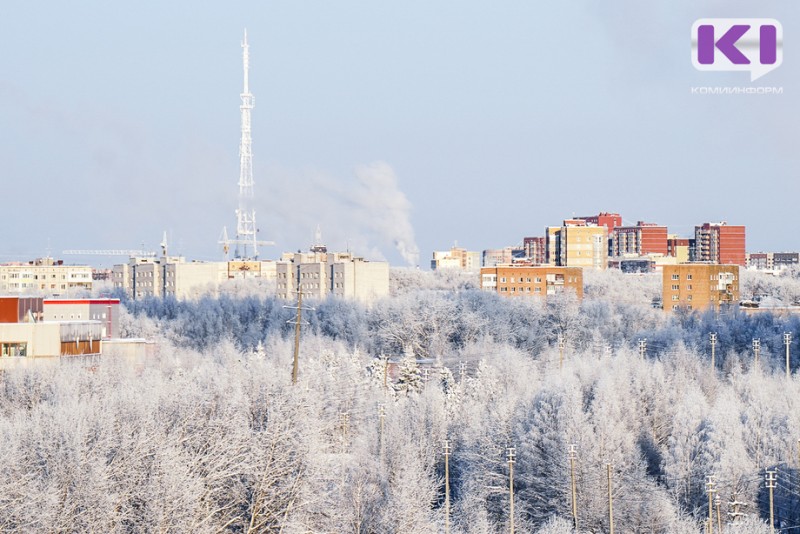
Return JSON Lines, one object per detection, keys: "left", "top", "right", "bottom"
{"left": 662, "top": 264, "right": 739, "bottom": 312}
{"left": 482, "top": 247, "right": 525, "bottom": 267}
{"left": 276, "top": 250, "right": 389, "bottom": 304}
{"left": 480, "top": 265, "right": 583, "bottom": 299}
{"left": 431, "top": 246, "right": 481, "bottom": 271}
{"left": 0, "top": 258, "right": 92, "bottom": 296}
{"left": 693, "top": 222, "right": 746, "bottom": 266}
{"left": 523, "top": 237, "right": 546, "bottom": 264}
{"left": 746, "top": 252, "right": 800, "bottom": 271}
{"left": 545, "top": 222, "right": 607, "bottom": 269}
{"left": 612, "top": 222, "right": 668, "bottom": 257}
{"left": 667, "top": 235, "right": 692, "bottom": 263}
{"left": 576, "top": 212, "right": 622, "bottom": 234}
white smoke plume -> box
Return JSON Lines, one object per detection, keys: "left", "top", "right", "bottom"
{"left": 259, "top": 161, "right": 420, "bottom": 266}
{"left": 349, "top": 162, "right": 420, "bottom": 267}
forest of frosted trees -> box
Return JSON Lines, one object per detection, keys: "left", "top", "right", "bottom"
{"left": 3, "top": 268, "right": 800, "bottom": 532}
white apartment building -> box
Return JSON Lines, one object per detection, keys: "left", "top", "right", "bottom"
{"left": 276, "top": 250, "right": 389, "bottom": 304}
{"left": 113, "top": 256, "right": 278, "bottom": 300}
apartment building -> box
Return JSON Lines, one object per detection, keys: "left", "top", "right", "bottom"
{"left": 746, "top": 252, "right": 800, "bottom": 271}
{"left": 431, "top": 246, "right": 481, "bottom": 271}
{"left": 480, "top": 265, "right": 583, "bottom": 299}
{"left": 544, "top": 220, "right": 608, "bottom": 269}
{"left": 693, "top": 222, "right": 746, "bottom": 266}
{"left": 276, "top": 250, "right": 389, "bottom": 304}
{"left": 662, "top": 264, "right": 739, "bottom": 312}
{"left": 0, "top": 258, "right": 92, "bottom": 295}
{"left": 612, "top": 222, "right": 668, "bottom": 257}
{"left": 667, "top": 235, "right": 692, "bottom": 263}
{"left": 522, "top": 237, "right": 546, "bottom": 264}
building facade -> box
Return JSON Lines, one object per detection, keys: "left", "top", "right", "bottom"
{"left": 480, "top": 265, "right": 583, "bottom": 299}
{"left": 113, "top": 257, "right": 276, "bottom": 299}
{"left": 276, "top": 250, "right": 389, "bottom": 304}
{"left": 693, "top": 222, "right": 746, "bottom": 266}
{"left": 42, "top": 298, "right": 120, "bottom": 339}
{"left": 522, "top": 237, "right": 546, "bottom": 265}
{"left": 662, "top": 264, "right": 739, "bottom": 312}
{"left": 612, "top": 222, "right": 668, "bottom": 257}
{"left": 431, "top": 246, "right": 481, "bottom": 271}
{"left": 559, "top": 222, "right": 608, "bottom": 270}
{"left": 0, "top": 258, "right": 92, "bottom": 295}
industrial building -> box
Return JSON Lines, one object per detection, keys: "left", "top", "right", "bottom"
{"left": 0, "top": 257, "right": 92, "bottom": 295}
{"left": 662, "top": 264, "right": 739, "bottom": 312}
{"left": 480, "top": 265, "right": 583, "bottom": 299}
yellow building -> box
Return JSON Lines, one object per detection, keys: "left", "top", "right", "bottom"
{"left": 480, "top": 265, "right": 583, "bottom": 299}
{"left": 548, "top": 221, "right": 607, "bottom": 270}
{"left": 662, "top": 264, "right": 739, "bottom": 312}
{"left": 0, "top": 258, "right": 92, "bottom": 295}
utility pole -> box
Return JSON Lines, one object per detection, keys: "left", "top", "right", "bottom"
{"left": 444, "top": 440, "right": 451, "bottom": 534}
{"left": 558, "top": 334, "right": 566, "bottom": 370}
{"left": 288, "top": 289, "right": 305, "bottom": 385}
{"left": 382, "top": 354, "right": 389, "bottom": 391}
{"left": 710, "top": 332, "right": 717, "bottom": 371}
{"left": 638, "top": 338, "right": 647, "bottom": 360}
{"left": 766, "top": 469, "right": 776, "bottom": 534}
{"left": 715, "top": 492, "right": 722, "bottom": 534}
{"left": 569, "top": 444, "right": 578, "bottom": 530}
{"left": 607, "top": 463, "right": 614, "bottom": 534}
{"left": 785, "top": 332, "right": 792, "bottom": 379}
{"left": 378, "top": 403, "right": 386, "bottom": 462}
{"left": 507, "top": 447, "right": 515, "bottom": 534}
{"left": 459, "top": 361, "right": 467, "bottom": 383}
{"left": 753, "top": 338, "right": 761, "bottom": 369}
{"left": 339, "top": 412, "right": 350, "bottom": 453}
{"left": 604, "top": 344, "right": 612, "bottom": 360}
{"left": 727, "top": 491, "right": 745, "bottom": 523}
{"left": 706, "top": 475, "right": 716, "bottom": 534}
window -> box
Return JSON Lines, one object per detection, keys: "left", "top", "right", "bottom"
{"left": 671, "top": 274, "right": 679, "bottom": 280}
{"left": 687, "top": 295, "right": 692, "bottom": 301}
{"left": 687, "top": 274, "right": 693, "bottom": 280}
{"left": 687, "top": 285, "right": 692, "bottom": 290}
{"left": 671, "top": 284, "right": 679, "bottom": 290}
{"left": 672, "top": 295, "right": 679, "bottom": 301}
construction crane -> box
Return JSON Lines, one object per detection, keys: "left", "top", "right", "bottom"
{"left": 63, "top": 249, "right": 156, "bottom": 257}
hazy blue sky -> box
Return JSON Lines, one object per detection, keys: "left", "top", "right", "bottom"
{"left": 1, "top": 1, "right": 797, "bottom": 267}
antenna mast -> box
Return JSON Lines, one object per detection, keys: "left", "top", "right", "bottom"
{"left": 236, "top": 29, "right": 257, "bottom": 259}
{"left": 220, "top": 29, "right": 273, "bottom": 260}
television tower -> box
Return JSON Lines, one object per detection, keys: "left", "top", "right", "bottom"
{"left": 221, "top": 29, "right": 272, "bottom": 260}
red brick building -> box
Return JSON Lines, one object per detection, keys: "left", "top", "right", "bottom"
{"left": 694, "top": 222, "right": 746, "bottom": 266}
{"left": 612, "top": 222, "right": 668, "bottom": 256}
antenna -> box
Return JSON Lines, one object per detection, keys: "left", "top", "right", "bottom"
{"left": 221, "top": 29, "right": 273, "bottom": 261}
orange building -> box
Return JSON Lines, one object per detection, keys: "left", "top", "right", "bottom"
{"left": 480, "top": 265, "right": 583, "bottom": 299}
{"left": 662, "top": 264, "right": 739, "bottom": 312}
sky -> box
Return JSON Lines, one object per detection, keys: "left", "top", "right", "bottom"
{"left": 1, "top": 1, "right": 798, "bottom": 268}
